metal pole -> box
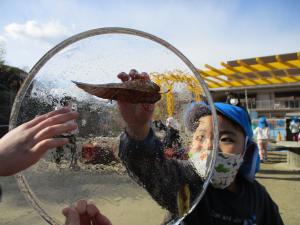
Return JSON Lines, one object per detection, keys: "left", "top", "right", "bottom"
{"left": 245, "top": 89, "right": 249, "bottom": 111}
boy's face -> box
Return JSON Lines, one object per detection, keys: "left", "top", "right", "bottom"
{"left": 190, "top": 115, "right": 245, "bottom": 155}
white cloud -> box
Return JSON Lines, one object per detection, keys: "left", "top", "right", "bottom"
{"left": 4, "top": 20, "right": 69, "bottom": 40}
{"left": 1, "top": 1, "right": 299, "bottom": 70}
{"left": 0, "top": 35, "right": 6, "bottom": 43}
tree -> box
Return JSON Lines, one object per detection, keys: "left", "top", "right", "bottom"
{"left": 0, "top": 44, "right": 5, "bottom": 65}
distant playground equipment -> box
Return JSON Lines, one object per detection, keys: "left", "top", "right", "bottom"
{"left": 151, "top": 70, "right": 203, "bottom": 117}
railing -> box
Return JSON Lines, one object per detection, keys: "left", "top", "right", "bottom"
{"left": 248, "top": 99, "right": 300, "bottom": 110}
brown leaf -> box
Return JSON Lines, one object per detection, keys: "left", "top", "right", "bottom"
{"left": 72, "top": 80, "right": 161, "bottom": 104}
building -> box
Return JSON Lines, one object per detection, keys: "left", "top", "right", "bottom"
{"left": 202, "top": 52, "right": 300, "bottom": 140}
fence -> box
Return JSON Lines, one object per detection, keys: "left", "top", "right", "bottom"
{"left": 248, "top": 99, "right": 300, "bottom": 110}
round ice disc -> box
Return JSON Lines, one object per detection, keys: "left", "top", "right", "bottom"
{"left": 10, "top": 27, "right": 219, "bottom": 225}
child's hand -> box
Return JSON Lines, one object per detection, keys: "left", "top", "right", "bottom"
{"left": 0, "top": 107, "right": 79, "bottom": 176}
{"left": 117, "top": 69, "right": 154, "bottom": 140}
{"left": 63, "top": 199, "right": 112, "bottom": 225}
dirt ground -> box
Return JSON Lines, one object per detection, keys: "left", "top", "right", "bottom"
{"left": 0, "top": 151, "right": 299, "bottom": 225}
{"left": 255, "top": 151, "right": 300, "bottom": 225}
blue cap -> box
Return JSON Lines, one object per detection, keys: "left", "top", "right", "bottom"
{"left": 214, "top": 102, "right": 253, "bottom": 140}
{"left": 258, "top": 116, "right": 268, "bottom": 128}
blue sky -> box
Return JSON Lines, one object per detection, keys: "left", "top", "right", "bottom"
{"left": 0, "top": 0, "right": 299, "bottom": 70}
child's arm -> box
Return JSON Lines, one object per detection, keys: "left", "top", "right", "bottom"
{"left": 117, "top": 70, "right": 202, "bottom": 213}
{"left": 119, "top": 128, "right": 201, "bottom": 214}
{"left": 267, "top": 127, "right": 270, "bottom": 140}
{"left": 253, "top": 127, "right": 258, "bottom": 139}
{"left": 0, "top": 107, "right": 78, "bottom": 176}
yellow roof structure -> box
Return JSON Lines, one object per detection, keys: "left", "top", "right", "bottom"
{"left": 199, "top": 52, "right": 300, "bottom": 89}
{"left": 151, "top": 52, "right": 300, "bottom": 116}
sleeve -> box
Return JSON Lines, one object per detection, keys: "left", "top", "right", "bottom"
{"left": 256, "top": 183, "right": 284, "bottom": 225}
{"left": 161, "top": 122, "right": 167, "bottom": 131}
{"left": 119, "top": 128, "right": 201, "bottom": 213}
{"left": 253, "top": 127, "right": 258, "bottom": 138}
{"left": 289, "top": 123, "right": 293, "bottom": 131}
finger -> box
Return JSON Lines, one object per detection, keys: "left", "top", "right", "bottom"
{"left": 93, "top": 213, "right": 112, "bottom": 225}
{"left": 86, "top": 202, "right": 100, "bottom": 218}
{"left": 29, "top": 111, "right": 79, "bottom": 136}
{"left": 33, "top": 122, "right": 77, "bottom": 144}
{"left": 76, "top": 199, "right": 88, "bottom": 215}
{"left": 22, "top": 107, "right": 71, "bottom": 129}
{"left": 31, "top": 138, "right": 69, "bottom": 159}
{"left": 140, "top": 72, "right": 150, "bottom": 81}
{"left": 129, "top": 69, "right": 139, "bottom": 80}
{"left": 117, "top": 72, "right": 130, "bottom": 82}
{"left": 68, "top": 201, "right": 90, "bottom": 224}
{"left": 62, "top": 206, "right": 71, "bottom": 217}
{"left": 63, "top": 207, "right": 80, "bottom": 225}
{"left": 141, "top": 103, "right": 155, "bottom": 112}
{"left": 86, "top": 203, "right": 112, "bottom": 225}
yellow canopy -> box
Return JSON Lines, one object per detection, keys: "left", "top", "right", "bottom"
{"left": 199, "top": 52, "right": 300, "bottom": 88}
{"left": 151, "top": 52, "right": 300, "bottom": 116}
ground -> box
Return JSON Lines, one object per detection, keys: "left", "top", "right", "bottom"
{"left": 256, "top": 151, "right": 300, "bottom": 225}
{"left": 0, "top": 151, "right": 299, "bottom": 225}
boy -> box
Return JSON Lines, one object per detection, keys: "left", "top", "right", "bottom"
{"left": 116, "top": 70, "right": 283, "bottom": 225}
{"left": 62, "top": 70, "right": 284, "bottom": 225}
